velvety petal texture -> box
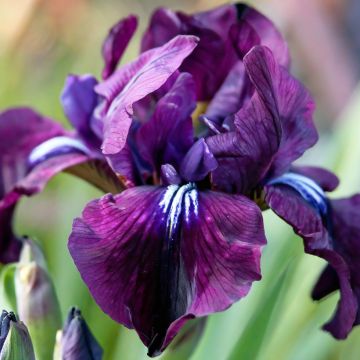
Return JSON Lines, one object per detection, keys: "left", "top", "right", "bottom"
{"left": 69, "top": 185, "right": 266, "bottom": 356}
{"left": 97, "top": 35, "right": 198, "bottom": 157}
{"left": 102, "top": 15, "right": 138, "bottom": 79}
{"left": 265, "top": 174, "right": 359, "bottom": 339}
{"left": 207, "top": 45, "right": 316, "bottom": 194}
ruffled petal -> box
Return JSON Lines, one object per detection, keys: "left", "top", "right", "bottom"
{"left": 97, "top": 35, "right": 198, "bottom": 156}
{"left": 243, "top": 46, "right": 317, "bottom": 178}
{"left": 141, "top": 5, "right": 238, "bottom": 100}
{"left": 102, "top": 15, "right": 138, "bottom": 79}
{"left": 69, "top": 185, "right": 266, "bottom": 356}
{"left": 265, "top": 184, "right": 358, "bottom": 339}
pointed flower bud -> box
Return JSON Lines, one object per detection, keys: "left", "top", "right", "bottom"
{"left": 0, "top": 310, "right": 35, "bottom": 360}
{"left": 14, "top": 238, "right": 62, "bottom": 360}
{"left": 55, "top": 307, "right": 103, "bottom": 360}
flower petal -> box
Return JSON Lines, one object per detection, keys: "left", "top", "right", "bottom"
{"left": 206, "top": 88, "right": 281, "bottom": 194}
{"left": 69, "top": 185, "right": 265, "bottom": 355}
{"left": 102, "top": 15, "right": 138, "bottom": 79}
{"left": 141, "top": 5, "right": 238, "bottom": 100}
{"left": 243, "top": 46, "right": 317, "bottom": 178}
{"left": 136, "top": 73, "right": 196, "bottom": 173}
{"left": 234, "top": 4, "right": 290, "bottom": 67}
{"left": 292, "top": 166, "right": 339, "bottom": 192}
{"left": 179, "top": 139, "right": 218, "bottom": 182}
{"left": 265, "top": 184, "right": 358, "bottom": 339}
{"left": 98, "top": 35, "right": 198, "bottom": 156}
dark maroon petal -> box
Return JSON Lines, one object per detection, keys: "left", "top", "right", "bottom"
{"left": 292, "top": 166, "right": 339, "bottom": 192}
{"left": 235, "top": 4, "right": 290, "bottom": 67}
{"left": 102, "top": 15, "right": 138, "bottom": 80}
{"left": 265, "top": 184, "right": 358, "bottom": 339}
{"left": 0, "top": 204, "right": 21, "bottom": 263}
{"left": 205, "top": 62, "right": 249, "bottom": 126}
{"left": 179, "top": 139, "right": 218, "bottom": 182}
{"left": 141, "top": 5, "right": 238, "bottom": 100}
{"left": 69, "top": 185, "right": 265, "bottom": 355}
{"left": 244, "top": 46, "right": 317, "bottom": 178}
{"left": 60, "top": 74, "right": 100, "bottom": 148}
{"left": 207, "top": 88, "right": 281, "bottom": 194}
{"left": 98, "top": 35, "right": 198, "bottom": 157}
{"left": 136, "top": 73, "right": 196, "bottom": 173}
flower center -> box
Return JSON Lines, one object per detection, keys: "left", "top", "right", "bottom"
{"left": 268, "top": 172, "right": 328, "bottom": 216}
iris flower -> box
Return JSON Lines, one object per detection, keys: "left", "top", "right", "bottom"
{"left": 1, "top": 2, "right": 360, "bottom": 357}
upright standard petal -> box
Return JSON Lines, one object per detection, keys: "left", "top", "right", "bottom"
{"left": 136, "top": 73, "right": 196, "bottom": 173}
{"left": 265, "top": 178, "right": 358, "bottom": 339}
{"left": 206, "top": 87, "right": 281, "bottom": 194}
{"left": 234, "top": 4, "right": 290, "bottom": 67}
{"left": 69, "top": 185, "right": 266, "bottom": 356}
{"left": 98, "top": 35, "right": 198, "bottom": 156}
{"left": 243, "top": 46, "right": 317, "bottom": 178}
{"left": 102, "top": 15, "right": 138, "bottom": 79}
{"left": 61, "top": 74, "right": 100, "bottom": 147}
{"left": 141, "top": 5, "right": 238, "bottom": 100}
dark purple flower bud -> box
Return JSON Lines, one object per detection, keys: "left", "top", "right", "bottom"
{"left": 0, "top": 310, "right": 35, "bottom": 359}
{"left": 55, "top": 308, "right": 102, "bottom": 360}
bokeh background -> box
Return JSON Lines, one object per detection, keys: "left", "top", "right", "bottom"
{"left": 1, "top": 0, "right": 360, "bottom": 359}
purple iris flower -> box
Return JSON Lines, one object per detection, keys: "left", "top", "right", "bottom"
{"left": 205, "top": 40, "right": 360, "bottom": 339}
{"left": 2, "top": 1, "right": 359, "bottom": 357}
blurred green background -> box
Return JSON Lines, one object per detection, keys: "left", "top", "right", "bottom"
{"left": 1, "top": 0, "right": 360, "bottom": 359}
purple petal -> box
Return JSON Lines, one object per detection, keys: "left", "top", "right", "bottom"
{"left": 136, "top": 73, "right": 196, "bottom": 173}
{"left": 235, "top": 4, "right": 290, "bottom": 67}
{"left": 160, "top": 164, "right": 181, "bottom": 185}
{"left": 205, "top": 62, "right": 249, "bottom": 126}
{"left": 206, "top": 88, "right": 281, "bottom": 194}
{"left": 60, "top": 74, "right": 101, "bottom": 148}
{"left": 0, "top": 204, "right": 21, "bottom": 263}
{"left": 179, "top": 139, "right": 218, "bottom": 182}
{"left": 69, "top": 185, "right": 265, "bottom": 355}
{"left": 141, "top": 5, "right": 238, "bottom": 100}
{"left": 292, "top": 166, "right": 339, "bottom": 192}
{"left": 265, "top": 184, "right": 358, "bottom": 339}
{"left": 102, "top": 15, "right": 138, "bottom": 80}
{"left": 97, "top": 35, "right": 198, "bottom": 156}
{"left": 243, "top": 46, "right": 317, "bottom": 178}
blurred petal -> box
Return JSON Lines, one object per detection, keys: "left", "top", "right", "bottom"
{"left": 69, "top": 185, "right": 265, "bottom": 355}
{"left": 243, "top": 46, "right": 317, "bottom": 178}
{"left": 102, "top": 15, "right": 138, "bottom": 79}
{"left": 234, "top": 4, "right": 290, "bottom": 67}
{"left": 136, "top": 73, "right": 196, "bottom": 173}
{"left": 265, "top": 183, "right": 358, "bottom": 339}
{"left": 97, "top": 35, "right": 198, "bottom": 156}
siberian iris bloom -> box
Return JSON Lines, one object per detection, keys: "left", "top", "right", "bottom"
{"left": 1, "top": 2, "right": 360, "bottom": 358}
